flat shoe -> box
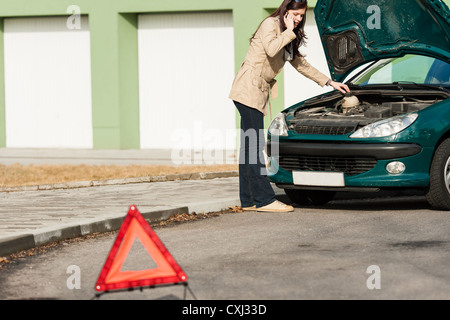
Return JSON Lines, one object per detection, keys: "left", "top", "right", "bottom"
{"left": 256, "top": 200, "right": 294, "bottom": 212}
{"left": 242, "top": 205, "right": 256, "bottom": 211}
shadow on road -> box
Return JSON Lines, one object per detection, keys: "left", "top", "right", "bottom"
{"left": 276, "top": 189, "right": 433, "bottom": 212}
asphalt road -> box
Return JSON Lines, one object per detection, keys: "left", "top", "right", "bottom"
{"left": 1, "top": 193, "right": 449, "bottom": 302}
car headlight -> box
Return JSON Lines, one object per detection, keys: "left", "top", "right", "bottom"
{"left": 268, "top": 113, "right": 289, "bottom": 137}
{"left": 350, "top": 113, "right": 418, "bottom": 138}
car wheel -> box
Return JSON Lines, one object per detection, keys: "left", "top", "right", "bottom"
{"left": 426, "top": 138, "right": 450, "bottom": 210}
{"left": 284, "top": 189, "right": 336, "bottom": 206}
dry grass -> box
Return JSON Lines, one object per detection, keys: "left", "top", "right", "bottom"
{"left": 0, "top": 164, "right": 238, "bottom": 188}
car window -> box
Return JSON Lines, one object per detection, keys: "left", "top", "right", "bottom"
{"left": 352, "top": 55, "right": 450, "bottom": 86}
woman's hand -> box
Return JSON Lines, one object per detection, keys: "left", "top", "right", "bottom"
{"left": 329, "top": 81, "right": 350, "bottom": 94}
{"left": 284, "top": 13, "right": 295, "bottom": 31}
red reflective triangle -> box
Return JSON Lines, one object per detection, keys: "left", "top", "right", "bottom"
{"left": 95, "top": 205, "right": 187, "bottom": 292}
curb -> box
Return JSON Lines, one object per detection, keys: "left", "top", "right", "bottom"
{"left": 0, "top": 206, "right": 192, "bottom": 257}
{"left": 0, "top": 170, "right": 239, "bottom": 193}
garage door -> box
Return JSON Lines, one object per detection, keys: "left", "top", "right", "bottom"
{"left": 284, "top": 10, "right": 332, "bottom": 108}
{"left": 3, "top": 16, "right": 93, "bottom": 148}
{"left": 138, "top": 12, "right": 236, "bottom": 157}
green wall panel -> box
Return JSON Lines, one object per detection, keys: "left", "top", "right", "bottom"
{"left": 0, "top": 19, "right": 5, "bottom": 148}
{"left": 118, "top": 13, "right": 140, "bottom": 150}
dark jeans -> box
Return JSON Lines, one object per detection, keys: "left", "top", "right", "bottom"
{"left": 234, "top": 101, "right": 276, "bottom": 208}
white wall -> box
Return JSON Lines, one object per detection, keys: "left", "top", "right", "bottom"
{"left": 138, "top": 12, "right": 236, "bottom": 155}
{"left": 3, "top": 16, "right": 93, "bottom": 148}
{"left": 284, "top": 9, "right": 333, "bottom": 108}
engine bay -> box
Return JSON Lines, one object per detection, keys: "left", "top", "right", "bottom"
{"left": 288, "top": 90, "right": 446, "bottom": 134}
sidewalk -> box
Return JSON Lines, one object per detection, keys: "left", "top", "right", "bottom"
{"left": 0, "top": 148, "right": 238, "bottom": 165}
{"left": 0, "top": 148, "right": 281, "bottom": 257}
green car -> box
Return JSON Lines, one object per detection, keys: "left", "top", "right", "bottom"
{"left": 267, "top": 0, "right": 450, "bottom": 210}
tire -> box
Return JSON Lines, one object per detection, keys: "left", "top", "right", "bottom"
{"left": 284, "top": 189, "right": 336, "bottom": 206}
{"left": 426, "top": 138, "right": 450, "bottom": 210}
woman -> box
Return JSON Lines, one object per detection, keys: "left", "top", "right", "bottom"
{"left": 229, "top": 0, "right": 350, "bottom": 213}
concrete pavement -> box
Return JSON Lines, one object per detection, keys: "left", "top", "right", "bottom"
{"left": 0, "top": 148, "right": 238, "bottom": 165}
{"left": 0, "top": 148, "right": 280, "bottom": 257}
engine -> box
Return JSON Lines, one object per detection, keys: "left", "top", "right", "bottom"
{"left": 289, "top": 92, "right": 443, "bottom": 135}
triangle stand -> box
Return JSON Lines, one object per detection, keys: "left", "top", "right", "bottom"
{"left": 92, "top": 205, "right": 195, "bottom": 300}
{"left": 92, "top": 281, "right": 198, "bottom": 300}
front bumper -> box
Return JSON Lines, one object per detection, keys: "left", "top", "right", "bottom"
{"left": 266, "top": 141, "right": 422, "bottom": 159}
{"left": 266, "top": 140, "right": 432, "bottom": 189}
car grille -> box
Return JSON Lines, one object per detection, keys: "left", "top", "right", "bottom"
{"left": 279, "top": 155, "right": 377, "bottom": 176}
{"left": 294, "top": 124, "right": 356, "bottom": 135}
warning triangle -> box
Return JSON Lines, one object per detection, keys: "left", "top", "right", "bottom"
{"left": 95, "top": 205, "right": 188, "bottom": 292}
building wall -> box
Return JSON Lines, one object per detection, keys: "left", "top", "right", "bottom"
{"left": 0, "top": 19, "right": 5, "bottom": 148}
{"left": 0, "top": 0, "right": 448, "bottom": 150}
{"left": 0, "top": 0, "right": 297, "bottom": 149}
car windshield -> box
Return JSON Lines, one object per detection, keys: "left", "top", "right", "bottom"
{"left": 351, "top": 54, "right": 450, "bottom": 87}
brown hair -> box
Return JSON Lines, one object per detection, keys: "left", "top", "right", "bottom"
{"left": 251, "top": 0, "right": 308, "bottom": 57}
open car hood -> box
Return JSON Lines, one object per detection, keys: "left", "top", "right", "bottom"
{"left": 314, "top": 0, "right": 450, "bottom": 83}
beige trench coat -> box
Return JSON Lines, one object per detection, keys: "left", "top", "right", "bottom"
{"left": 229, "top": 17, "right": 330, "bottom": 116}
